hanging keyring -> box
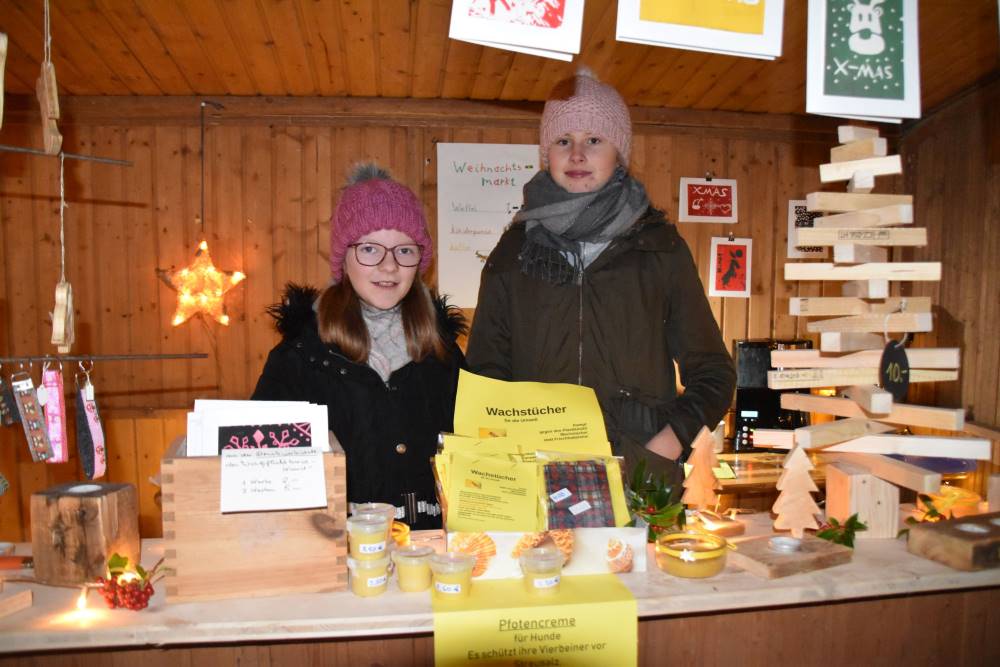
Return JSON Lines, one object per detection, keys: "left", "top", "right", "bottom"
{"left": 883, "top": 308, "right": 911, "bottom": 348}
{"left": 79, "top": 360, "right": 94, "bottom": 377}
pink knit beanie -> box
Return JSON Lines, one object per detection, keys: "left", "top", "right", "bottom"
{"left": 539, "top": 67, "right": 632, "bottom": 167}
{"left": 329, "top": 163, "right": 433, "bottom": 282}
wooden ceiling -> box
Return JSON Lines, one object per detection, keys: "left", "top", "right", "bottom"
{"left": 1, "top": 0, "right": 997, "bottom": 115}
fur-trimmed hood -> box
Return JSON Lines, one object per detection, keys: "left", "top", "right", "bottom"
{"left": 266, "top": 283, "right": 468, "bottom": 343}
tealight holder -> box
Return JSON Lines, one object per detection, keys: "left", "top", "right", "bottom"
{"left": 655, "top": 529, "right": 729, "bottom": 579}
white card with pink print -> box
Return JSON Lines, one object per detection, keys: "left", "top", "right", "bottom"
{"left": 186, "top": 400, "right": 330, "bottom": 457}
{"left": 449, "top": 0, "right": 585, "bottom": 61}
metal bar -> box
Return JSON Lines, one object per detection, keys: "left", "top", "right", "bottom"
{"left": 0, "top": 353, "right": 208, "bottom": 363}
{"left": 0, "top": 144, "right": 132, "bottom": 167}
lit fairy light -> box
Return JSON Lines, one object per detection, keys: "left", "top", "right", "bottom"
{"left": 157, "top": 240, "right": 246, "bottom": 326}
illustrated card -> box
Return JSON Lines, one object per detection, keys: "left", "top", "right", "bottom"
{"left": 678, "top": 177, "right": 738, "bottom": 223}
{"left": 709, "top": 237, "right": 753, "bottom": 298}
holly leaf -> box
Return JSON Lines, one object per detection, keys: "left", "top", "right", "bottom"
{"left": 107, "top": 553, "right": 129, "bottom": 575}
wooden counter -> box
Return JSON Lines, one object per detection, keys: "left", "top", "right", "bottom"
{"left": 0, "top": 513, "right": 998, "bottom": 665}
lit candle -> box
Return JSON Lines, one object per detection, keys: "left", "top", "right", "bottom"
{"left": 692, "top": 509, "right": 746, "bottom": 537}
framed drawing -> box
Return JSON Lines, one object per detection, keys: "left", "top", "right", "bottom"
{"left": 679, "top": 177, "right": 738, "bottom": 224}
{"left": 449, "top": 0, "right": 585, "bottom": 61}
{"left": 710, "top": 237, "right": 753, "bottom": 298}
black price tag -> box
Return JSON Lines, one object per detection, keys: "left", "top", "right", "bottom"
{"left": 879, "top": 340, "right": 910, "bottom": 401}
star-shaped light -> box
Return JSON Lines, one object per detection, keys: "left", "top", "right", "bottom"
{"left": 679, "top": 549, "right": 696, "bottom": 563}
{"left": 158, "top": 240, "right": 245, "bottom": 326}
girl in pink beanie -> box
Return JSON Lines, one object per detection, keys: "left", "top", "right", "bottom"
{"left": 467, "top": 69, "right": 735, "bottom": 495}
{"left": 253, "top": 164, "right": 466, "bottom": 530}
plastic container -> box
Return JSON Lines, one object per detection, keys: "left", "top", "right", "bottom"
{"left": 348, "top": 557, "right": 390, "bottom": 597}
{"left": 518, "top": 546, "right": 564, "bottom": 595}
{"left": 429, "top": 552, "right": 476, "bottom": 599}
{"left": 347, "top": 515, "right": 389, "bottom": 561}
{"left": 392, "top": 544, "right": 434, "bottom": 592}
{"left": 353, "top": 502, "right": 397, "bottom": 543}
{"left": 655, "top": 529, "right": 728, "bottom": 579}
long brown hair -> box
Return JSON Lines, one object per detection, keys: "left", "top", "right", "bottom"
{"left": 316, "top": 276, "right": 448, "bottom": 364}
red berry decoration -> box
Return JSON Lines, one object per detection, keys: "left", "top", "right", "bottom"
{"left": 95, "top": 553, "right": 165, "bottom": 611}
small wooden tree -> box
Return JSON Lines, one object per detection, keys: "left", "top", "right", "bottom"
{"left": 681, "top": 427, "right": 722, "bottom": 510}
{"left": 772, "top": 445, "right": 821, "bottom": 538}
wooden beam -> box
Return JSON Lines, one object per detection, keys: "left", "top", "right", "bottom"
{"left": 751, "top": 429, "right": 796, "bottom": 448}
{"left": 838, "top": 126, "right": 880, "bottom": 142}
{"left": 820, "top": 332, "right": 887, "bottom": 352}
{"left": 846, "top": 170, "right": 875, "bottom": 194}
{"left": 806, "top": 192, "right": 912, "bottom": 213}
{"left": 781, "top": 393, "right": 966, "bottom": 431}
{"left": 795, "top": 418, "right": 897, "bottom": 448}
{"left": 789, "top": 296, "right": 932, "bottom": 316}
{"left": 824, "top": 434, "right": 992, "bottom": 460}
{"left": 841, "top": 280, "right": 889, "bottom": 298}
{"left": 771, "top": 348, "right": 960, "bottom": 369}
{"left": 963, "top": 421, "right": 1000, "bottom": 441}
{"left": 821, "top": 452, "right": 940, "bottom": 493}
{"left": 806, "top": 312, "right": 933, "bottom": 334}
{"left": 785, "top": 262, "right": 941, "bottom": 281}
{"left": 814, "top": 204, "right": 913, "bottom": 228}
{"left": 820, "top": 155, "right": 902, "bottom": 183}
{"left": 831, "top": 137, "right": 888, "bottom": 162}
{"left": 833, "top": 244, "right": 888, "bottom": 263}
{"left": 844, "top": 384, "right": 894, "bottom": 414}
{"left": 767, "top": 368, "right": 958, "bottom": 390}
{"left": 825, "top": 461, "right": 900, "bottom": 539}
{"left": 795, "top": 227, "right": 927, "bottom": 246}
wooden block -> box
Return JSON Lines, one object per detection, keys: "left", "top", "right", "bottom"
{"left": 771, "top": 348, "right": 959, "bottom": 370}
{"left": 750, "top": 429, "right": 796, "bottom": 448}
{"left": 767, "top": 368, "right": 956, "bottom": 390}
{"left": 820, "top": 332, "right": 884, "bottom": 351}
{"left": 785, "top": 262, "right": 941, "bottom": 282}
{"left": 825, "top": 434, "right": 992, "bottom": 460}
{"left": 794, "top": 418, "right": 896, "bottom": 448}
{"left": 838, "top": 126, "right": 880, "bottom": 143}
{"left": 907, "top": 512, "right": 1000, "bottom": 571}
{"left": 822, "top": 452, "right": 940, "bottom": 492}
{"left": 782, "top": 393, "right": 965, "bottom": 432}
{"left": 807, "top": 312, "right": 933, "bottom": 334}
{"left": 833, "top": 244, "right": 888, "bottom": 263}
{"left": 0, "top": 590, "right": 32, "bottom": 620}
{"left": 831, "top": 137, "right": 888, "bottom": 162}
{"left": 807, "top": 192, "right": 913, "bottom": 213}
{"left": 790, "top": 296, "right": 931, "bottom": 317}
{"left": 814, "top": 204, "right": 913, "bottom": 228}
{"left": 841, "top": 280, "right": 889, "bottom": 298}
{"left": 729, "top": 533, "right": 853, "bottom": 579}
{"left": 795, "top": 227, "right": 926, "bottom": 246}
{"left": 30, "top": 483, "right": 140, "bottom": 586}
{"left": 820, "top": 155, "right": 902, "bottom": 183}
{"left": 0, "top": 33, "right": 6, "bottom": 130}
{"left": 162, "top": 446, "right": 348, "bottom": 603}
{"left": 988, "top": 475, "right": 1000, "bottom": 512}
{"left": 846, "top": 170, "right": 875, "bottom": 194}
{"left": 844, "top": 385, "right": 893, "bottom": 414}
{"left": 825, "top": 462, "right": 900, "bottom": 539}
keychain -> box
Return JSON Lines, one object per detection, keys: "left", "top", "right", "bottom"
{"left": 10, "top": 368, "right": 54, "bottom": 462}
{"left": 75, "top": 361, "right": 106, "bottom": 479}
{"left": 0, "top": 365, "right": 20, "bottom": 426}
{"left": 41, "top": 362, "right": 69, "bottom": 463}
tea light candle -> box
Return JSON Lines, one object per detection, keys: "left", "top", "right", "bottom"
{"left": 655, "top": 530, "right": 729, "bottom": 579}
{"left": 518, "top": 546, "right": 563, "bottom": 596}
{"left": 392, "top": 545, "right": 433, "bottom": 592}
{"left": 347, "top": 516, "right": 389, "bottom": 561}
{"left": 691, "top": 510, "right": 746, "bottom": 537}
{"left": 920, "top": 486, "right": 982, "bottom": 519}
{"left": 348, "top": 557, "right": 390, "bottom": 597}
{"left": 429, "top": 552, "right": 476, "bottom": 599}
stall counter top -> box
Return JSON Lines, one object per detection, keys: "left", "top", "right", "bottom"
{"left": 1, "top": 512, "right": 998, "bottom": 655}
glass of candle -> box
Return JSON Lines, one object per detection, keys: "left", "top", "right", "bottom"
{"left": 655, "top": 529, "right": 729, "bottom": 579}
{"left": 519, "top": 546, "right": 564, "bottom": 596}
{"left": 429, "top": 552, "right": 476, "bottom": 599}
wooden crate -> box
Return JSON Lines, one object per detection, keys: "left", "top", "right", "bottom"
{"left": 907, "top": 512, "right": 1000, "bottom": 572}
{"left": 161, "top": 442, "right": 347, "bottom": 602}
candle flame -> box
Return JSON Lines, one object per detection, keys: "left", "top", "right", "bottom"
{"left": 76, "top": 588, "right": 88, "bottom": 611}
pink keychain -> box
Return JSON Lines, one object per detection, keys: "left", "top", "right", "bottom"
{"left": 40, "top": 362, "right": 69, "bottom": 464}
{"left": 74, "top": 361, "right": 106, "bottom": 479}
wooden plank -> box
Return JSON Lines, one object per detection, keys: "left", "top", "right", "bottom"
{"left": 795, "top": 418, "right": 896, "bottom": 448}
{"left": 838, "top": 126, "right": 880, "bottom": 143}
{"left": 806, "top": 312, "right": 933, "bottom": 334}
{"left": 844, "top": 385, "right": 893, "bottom": 414}
{"left": 825, "top": 434, "right": 992, "bottom": 460}
{"left": 134, "top": 417, "right": 167, "bottom": 539}
{"left": 820, "top": 155, "right": 902, "bottom": 183}
{"left": 0, "top": 590, "right": 32, "bottom": 620}
{"left": 751, "top": 429, "right": 796, "bottom": 449}
{"left": 728, "top": 534, "right": 853, "bottom": 579}
{"left": 258, "top": 0, "right": 317, "bottom": 96}
{"left": 785, "top": 262, "right": 941, "bottom": 281}
{"left": 825, "top": 462, "right": 899, "bottom": 539}
{"left": 296, "top": 0, "right": 350, "bottom": 95}
{"left": 820, "top": 452, "right": 940, "bottom": 493}
{"left": 339, "top": 0, "right": 379, "bottom": 96}
{"left": 814, "top": 204, "right": 913, "bottom": 228}
{"left": 796, "top": 227, "right": 927, "bottom": 246}
{"left": 833, "top": 244, "right": 888, "bottom": 263}
{"left": 181, "top": 0, "right": 262, "bottom": 95}
{"left": 841, "top": 280, "right": 889, "bottom": 298}
{"left": 790, "top": 296, "right": 932, "bottom": 316}
{"left": 846, "top": 170, "right": 875, "bottom": 194}
{"left": 831, "top": 138, "right": 888, "bottom": 163}
{"left": 771, "top": 348, "right": 960, "bottom": 370}
{"left": 806, "top": 192, "right": 913, "bottom": 212}
{"left": 820, "top": 332, "right": 886, "bottom": 352}
{"left": 768, "top": 368, "right": 958, "bottom": 390}
{"left": 781, "top": 393, "right": 966, "bottom": 431}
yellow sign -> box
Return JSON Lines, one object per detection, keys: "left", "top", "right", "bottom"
{"left": 454, "top": 371, "right": 611, "bottom": 456}
{"left": 446, "top": 450, "right": 542, "bottom": 532}
{"left": 433, "top": 574, "right": 637, "bottom": 667}
{"left": 639, "top": 0, "right": 765, "bottom": 35}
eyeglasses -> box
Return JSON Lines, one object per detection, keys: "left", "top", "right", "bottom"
{"left": 348, "top": 242, "right": 423, "bottom": 267}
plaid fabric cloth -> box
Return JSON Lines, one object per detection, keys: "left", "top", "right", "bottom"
{"left": 543, "top": 460, "right": 616, "bottom": 528}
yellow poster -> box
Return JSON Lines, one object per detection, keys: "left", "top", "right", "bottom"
{"left": 454, "top": 371, "right": 611, "bottom": 456}
{"left": 639, "top": 0, "right": 766, "bottom": 35}
{"left": 433, "top": 574, "right": 637, "bottom": 667}
{"left": 446, "top": 450, "right": 542, "bottom": 532}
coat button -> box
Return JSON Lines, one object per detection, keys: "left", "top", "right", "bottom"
{"left": 339, "top": 368, "right": 347, "bottom": 375}
{"left": 395, "top": 443, "right": 407, "bottom": 454}
{"left": 323, "top": 360, "right": 330, "bottom": 367}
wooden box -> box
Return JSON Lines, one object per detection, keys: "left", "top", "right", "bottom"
{"left": 30, "top": 482, "right": 140, "bottom": 585}
{"left": 907, "top": 512, "right": 1000, "bottom": 571}
{"left": 825, "top": 461, "right": 899, "bottom": 539}
{"left": 161, "top": 442, "right": 347, "bottom": 602}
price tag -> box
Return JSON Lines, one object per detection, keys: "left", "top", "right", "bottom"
{"left": 550, "top": 488, "right": 572, "bottom": 503}
{"left": 879, "top": 340, "right": 910, "bottom": 401}
{"left": 568, "top": 500, "right": 592, "bottom": 515}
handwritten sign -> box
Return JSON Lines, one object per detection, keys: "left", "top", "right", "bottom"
{"left": 678, "top": 177, "right": 738, "bottom": 223}
{"left": 437, "top": 143, "right": 539, "bottom": 307}
{"left": 219, "top": 448, "right": 327, "bottom": 513}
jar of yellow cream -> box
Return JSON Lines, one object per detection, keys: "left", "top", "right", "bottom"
{"left": 429, "top": 552, "right": 476, "bottom": 599}
{"left": 519, "top": 546, "right": 564, "bottom": 595}
{"left": 348, "top": 557, "right": 390, "bottom": 597}
{"left": 347, "top": 515, "right": 389, "bottom": 561}
{"left": 353, "top": 502, "right": 397, "bottom": 543}
{"left": 655, "top": 530, "right": 728, "bottom": 579}
{"left": 392, "top": 544, "right": 433, "bottom": 592}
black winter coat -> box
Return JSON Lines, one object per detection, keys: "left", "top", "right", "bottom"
{"left": 251, "top": 285, "right": 466, "bottom": 529}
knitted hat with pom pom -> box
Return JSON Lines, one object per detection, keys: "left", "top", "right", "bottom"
{"left": 329, "top": 163, "right": 433, "bottom": 282}
{"left": 539, "top": 67, "right": 631, "bottom": 167}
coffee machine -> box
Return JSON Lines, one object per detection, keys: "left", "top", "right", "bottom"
{"left": 732, "top": 338, "right": 813, "bottom": 452}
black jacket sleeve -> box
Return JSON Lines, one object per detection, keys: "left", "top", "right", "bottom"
{"left": 251, "top": 343, "right": 308, "bottom": 402}
{"left": 465, "top": 234, "right": 515, "bottom": 380}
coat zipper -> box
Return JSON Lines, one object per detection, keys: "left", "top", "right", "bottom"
{"left": 577, "top": 270, "right": 584, "bottom": 385}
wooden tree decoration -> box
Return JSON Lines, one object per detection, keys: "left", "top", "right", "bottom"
{"left": 772, "top": 446, "right": 820, "bottom": 539}
{"left": 681, "top": 427, "right": 721, "bottom": 510}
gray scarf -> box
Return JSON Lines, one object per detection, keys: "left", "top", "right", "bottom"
{"left": 517, "top": 167, "right": 649, "bottom": 285}
{"left": 361, "top": 302, "right": 411, "bottom": 383}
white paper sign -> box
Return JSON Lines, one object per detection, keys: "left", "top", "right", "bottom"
{"left": 220, "top": 448, "right": 327, "bottom": 513}
{"left": 436, "top": 143, "right": 539, "bottom": 308}
{"left": 787, "top": 200, "right": 828, "bottom": 259}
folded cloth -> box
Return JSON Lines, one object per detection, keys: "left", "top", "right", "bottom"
{"left": 543, "top": 460, "right": 616, "bottom": 528}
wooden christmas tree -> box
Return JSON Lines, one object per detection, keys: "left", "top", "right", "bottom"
{"left": 681, "top": 427, "right": 721, "bottom": 510}
{"left": 771, "top": 446, "right": 821, "bottom": 539}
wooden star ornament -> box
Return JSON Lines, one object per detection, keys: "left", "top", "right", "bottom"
{"left": 158, "top": 240, "right": 246, "bottom": 326}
